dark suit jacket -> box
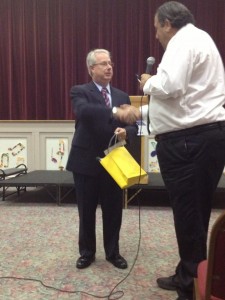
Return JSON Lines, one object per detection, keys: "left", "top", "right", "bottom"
{"left": 66, "top": 81, "right": 138, "bottom": 176}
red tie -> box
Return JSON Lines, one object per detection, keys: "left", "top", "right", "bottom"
{"left": 101, "top": 87, "right": 110, "bottom": 107}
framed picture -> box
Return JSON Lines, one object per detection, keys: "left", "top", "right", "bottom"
{"left": 0, "top": 138, "right": 27, "bottom": 169}
{"left": 45, "top": 138, "right": 69, "bottom": 170}
{"left": 143, "top": 135, "right": 160, "bottom": 173}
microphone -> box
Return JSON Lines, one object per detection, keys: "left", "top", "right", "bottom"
{"left": 145, "top": 56, "right": 155, "bottom": 74}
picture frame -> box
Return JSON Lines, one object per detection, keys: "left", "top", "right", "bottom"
{"left": 143, "top": 135, "right": 160, "bottom": 173}
{"left": 45, "top": 137, "right": 69, "bottom": 170}
{"left": 0, "top": 138, "right": 27, "bottom": 169}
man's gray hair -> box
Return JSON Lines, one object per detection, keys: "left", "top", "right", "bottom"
{"left": 86, "top": 49, "right": 111, "bottom": 75}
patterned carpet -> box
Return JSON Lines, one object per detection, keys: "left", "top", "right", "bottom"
{"left": 0, "top": 188, "right": 223, "bottom": 300}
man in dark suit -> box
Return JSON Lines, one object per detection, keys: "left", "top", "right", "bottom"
{"left": 67, "top": 49, "right": 138, "bottom": 269}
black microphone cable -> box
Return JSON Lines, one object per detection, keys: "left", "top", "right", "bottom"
{"left": 107, "top": 92, "right": 148, "bottom": 299}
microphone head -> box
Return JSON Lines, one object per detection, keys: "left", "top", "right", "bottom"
{"left": 146, "top": 57, "right": 155, "bottom": 65}
{"left": 145, "top": 56, "right": 155, "bottom": 74}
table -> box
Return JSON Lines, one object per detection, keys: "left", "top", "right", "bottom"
{"left": 124, "top": 173, "right": 225, "bottom": 208}
{"left": 0, "top": 170, "right": 74, "bottom": 205}
{"left": 0, "top": 164, "right": 28, "bottom": 201}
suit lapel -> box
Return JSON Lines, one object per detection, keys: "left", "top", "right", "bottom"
{"left": 111, "top": 87, "right": 120, "bottom": 107}
{"left": 87, "top": 81, "right": 105, "bottom": 105}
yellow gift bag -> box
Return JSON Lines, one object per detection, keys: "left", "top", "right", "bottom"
{"left": 99, "top": 136, "right": 148, "bottom": 189}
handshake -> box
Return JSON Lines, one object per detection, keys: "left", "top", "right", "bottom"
{"left": 114, "top": 104, "right": 141, "bottom": 125}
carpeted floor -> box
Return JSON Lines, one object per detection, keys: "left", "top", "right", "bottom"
{"left": 0, "top": 188, "right": 223, "bottom": 300}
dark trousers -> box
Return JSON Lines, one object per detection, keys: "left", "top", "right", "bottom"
{"left": 155, "top": 122, "right": 225, "bottom": 299}
{"left": 73, "top": 169, "right": 123, "bottom": 259}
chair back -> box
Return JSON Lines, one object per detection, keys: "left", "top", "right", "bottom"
{"left": 205, "top": 211, "right": 225, "bottom": 300}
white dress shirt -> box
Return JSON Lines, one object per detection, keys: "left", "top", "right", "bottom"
{"left": 142, "top": 24, "right": 225, "bottom": 135}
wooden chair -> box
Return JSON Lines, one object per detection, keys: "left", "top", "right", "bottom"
{"left": 194, "top": 211, "right": 225, "bottom": 300}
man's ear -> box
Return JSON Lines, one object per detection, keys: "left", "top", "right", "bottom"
{"left": 164, "top": 19, "right": 172, "bottom": 32}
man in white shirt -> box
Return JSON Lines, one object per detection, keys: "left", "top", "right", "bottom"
{"left": 115, "top": 1, "right": 225, "bottom": 300}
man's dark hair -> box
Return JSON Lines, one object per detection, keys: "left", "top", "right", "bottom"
{"left": 156, "top": 1, "right": 195, "bottom": 29}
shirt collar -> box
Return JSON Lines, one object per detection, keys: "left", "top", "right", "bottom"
{"left": 93, "top": 81, "right": 111, "bottom": 95}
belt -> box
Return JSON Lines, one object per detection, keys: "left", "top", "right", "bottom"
{"left": 155, "top": 121, "right": 225, "bottom": 142}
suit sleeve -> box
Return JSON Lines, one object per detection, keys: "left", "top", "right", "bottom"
{"left": 70, "top": 84, "right": 138, "bottom": 143}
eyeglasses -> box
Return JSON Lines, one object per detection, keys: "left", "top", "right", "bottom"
{"left": 93, "top": 61, "right": 114, "bottom": 67}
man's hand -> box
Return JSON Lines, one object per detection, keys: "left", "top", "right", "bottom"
{"left": 140, "top": 74, "right": 151, "bottom": 90}
{"left": 114, "top": 105, "right": 141, "bottom": 124}
{"left": 114, "top": 127, "right": 127, "bottom": 141}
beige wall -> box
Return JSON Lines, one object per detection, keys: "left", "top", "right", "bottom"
{"left": 0, "top": 96, "right": 150, "bottom": 171}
